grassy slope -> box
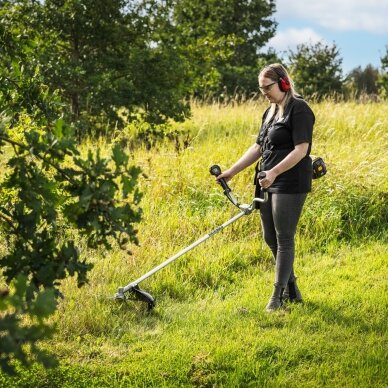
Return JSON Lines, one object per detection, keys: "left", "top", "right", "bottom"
{"left": 1, "top": 101, "right": 387, "bottom": 387}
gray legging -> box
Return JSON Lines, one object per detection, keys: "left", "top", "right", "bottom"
{"left": 259, "top": 192, "right": 307, "bottom": 288}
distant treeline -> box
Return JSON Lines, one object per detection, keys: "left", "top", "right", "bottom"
{"left": 1, "top": 0, "right": 387, "bottom": 136}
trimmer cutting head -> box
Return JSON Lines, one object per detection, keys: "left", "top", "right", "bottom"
{"left": 114, "top": 284, "right": 155, "bottom": 310}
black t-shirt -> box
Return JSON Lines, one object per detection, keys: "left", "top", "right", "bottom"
{"left": 255, "top": 97, "right": 314, "bottom": 193}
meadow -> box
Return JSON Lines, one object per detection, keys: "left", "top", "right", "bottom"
{"left": 1, "top": 100, "right": 387, "bottom": 387}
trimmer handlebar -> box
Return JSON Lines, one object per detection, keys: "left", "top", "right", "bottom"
{"left": 209, "top": 164, "right": 232, "bottom": 194}
{"left": 210, "top": 164, "right": 268, "bottom": 212}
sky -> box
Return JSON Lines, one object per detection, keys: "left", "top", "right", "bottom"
{"left": 265, "top": 0, "right": 388, "bottom": 75}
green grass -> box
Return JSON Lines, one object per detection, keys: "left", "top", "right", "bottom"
{"left": 1, "top": 101, "right": 387, "bottom": 387}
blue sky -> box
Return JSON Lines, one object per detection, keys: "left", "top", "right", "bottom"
{"left": 265, "top": 0, "right": 388, "bottom": 75}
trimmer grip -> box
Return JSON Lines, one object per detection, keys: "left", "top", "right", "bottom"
{"left": 258, "top": 171, "right": 267, "bottom": 191}
{"left": 210, "top": 164, "right": 231, "bottom": 193}
{"left": 209, "top": 164, "right": 222, "bottom": 177}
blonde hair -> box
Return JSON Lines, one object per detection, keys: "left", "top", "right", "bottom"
{"left": 259, "top": 63, "right": 296, "bottom": 124}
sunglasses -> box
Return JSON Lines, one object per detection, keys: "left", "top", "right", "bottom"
{"left": 259, "top": 81, "right": 277, "bottom": 93}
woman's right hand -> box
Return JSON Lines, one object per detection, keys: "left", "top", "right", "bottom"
{"left": 215, "top": 169, "right": 234, "bottom": 183}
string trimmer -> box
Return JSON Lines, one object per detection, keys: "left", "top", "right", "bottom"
{"left": 113, "top": 165, "right": 267, "bottom": 309}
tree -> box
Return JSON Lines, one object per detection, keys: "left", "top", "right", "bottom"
{"left": 0, "top": 60, "right": 142, "bottom": 375}
{"left": 345, "top": 64, "right": 379, "bottom": 98}
{"left": 0, "top": 4, "right": 145, "bottom": 372}
{"left": 0, "top": 0, "right": 190, "bottom": 136}
{"left": 287, "top": 41, "right": 343, "bottom": 99}
{"left": 171, "top": 0, "right": 277, "bottom": 97}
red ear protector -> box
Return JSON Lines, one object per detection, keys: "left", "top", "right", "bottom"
{"left": 278, "top": 76, "right": 291, "bottom": 92}
{"left": 269, "top": 66, "right": 291, "bottom": 92}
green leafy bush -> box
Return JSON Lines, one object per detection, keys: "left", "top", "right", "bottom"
{"left": 0, "top": 64, "right": 142, "bottom": 374}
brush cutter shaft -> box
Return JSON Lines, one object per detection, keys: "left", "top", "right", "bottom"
{"left": 121, "top": 210, "right": 247, "bottom": 293}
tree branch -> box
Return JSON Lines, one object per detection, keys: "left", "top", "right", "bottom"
{"left": 0, "top": 135, "right": 77, "bottom": 183}
{"left": 0, "top": 209, "right": 15, "bottom": 230}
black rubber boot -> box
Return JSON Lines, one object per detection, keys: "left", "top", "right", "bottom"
{"left": 283, "top": 278, "right": 303, "bottom": 303}
{"left": 265, "top": 284, "right": 285, "bottom": 312}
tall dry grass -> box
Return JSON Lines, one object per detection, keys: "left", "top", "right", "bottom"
{"left": 1, "top": 100, "right": 387, "bottom": 387}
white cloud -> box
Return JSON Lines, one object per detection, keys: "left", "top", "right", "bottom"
{"left": 266, "top": 28, "right": 326, "bottom": 52}
{"left": 275, "top": 0, "right": 388, "bottom": 34}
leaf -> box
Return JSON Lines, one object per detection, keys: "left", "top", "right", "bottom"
{"left": 111, "top": 144, "right": 129, "bottom": 168}
{"left": 122, "top": 175, "right": 134, "bottom": 197}
{"left": 53, "top": 118, "right": 64, "bottom": 139}
{"left": 12, "top": 275, "right": 28, "bottom": 301}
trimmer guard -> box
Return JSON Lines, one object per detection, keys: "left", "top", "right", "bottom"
{"left": 115, "top": 284, "right": 155, "bottom": 310}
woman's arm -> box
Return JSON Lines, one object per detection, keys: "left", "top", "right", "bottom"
{"left": 259, "top": 142, "right": 309, "bottom": 189}
{"left": 217, "top": 143, "right": 262, "bottom": 182}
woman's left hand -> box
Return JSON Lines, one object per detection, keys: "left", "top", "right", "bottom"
{"left": 258, "top": 170, "right": 277, "bottom": 189}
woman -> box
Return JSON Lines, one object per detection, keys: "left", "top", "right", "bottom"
{"left": 216, "top": 63, "right": 314, "bottom": 312}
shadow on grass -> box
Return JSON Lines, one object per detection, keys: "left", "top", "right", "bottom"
{"left": 255, "top": 296, "right": 385, "bottom": 335}
{"left": 299, "top": 300, "right": 385, "bottom": 334}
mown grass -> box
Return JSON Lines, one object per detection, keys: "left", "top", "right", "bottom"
{"left": 1, "top": 101, "right": 387, "bottom": 387}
